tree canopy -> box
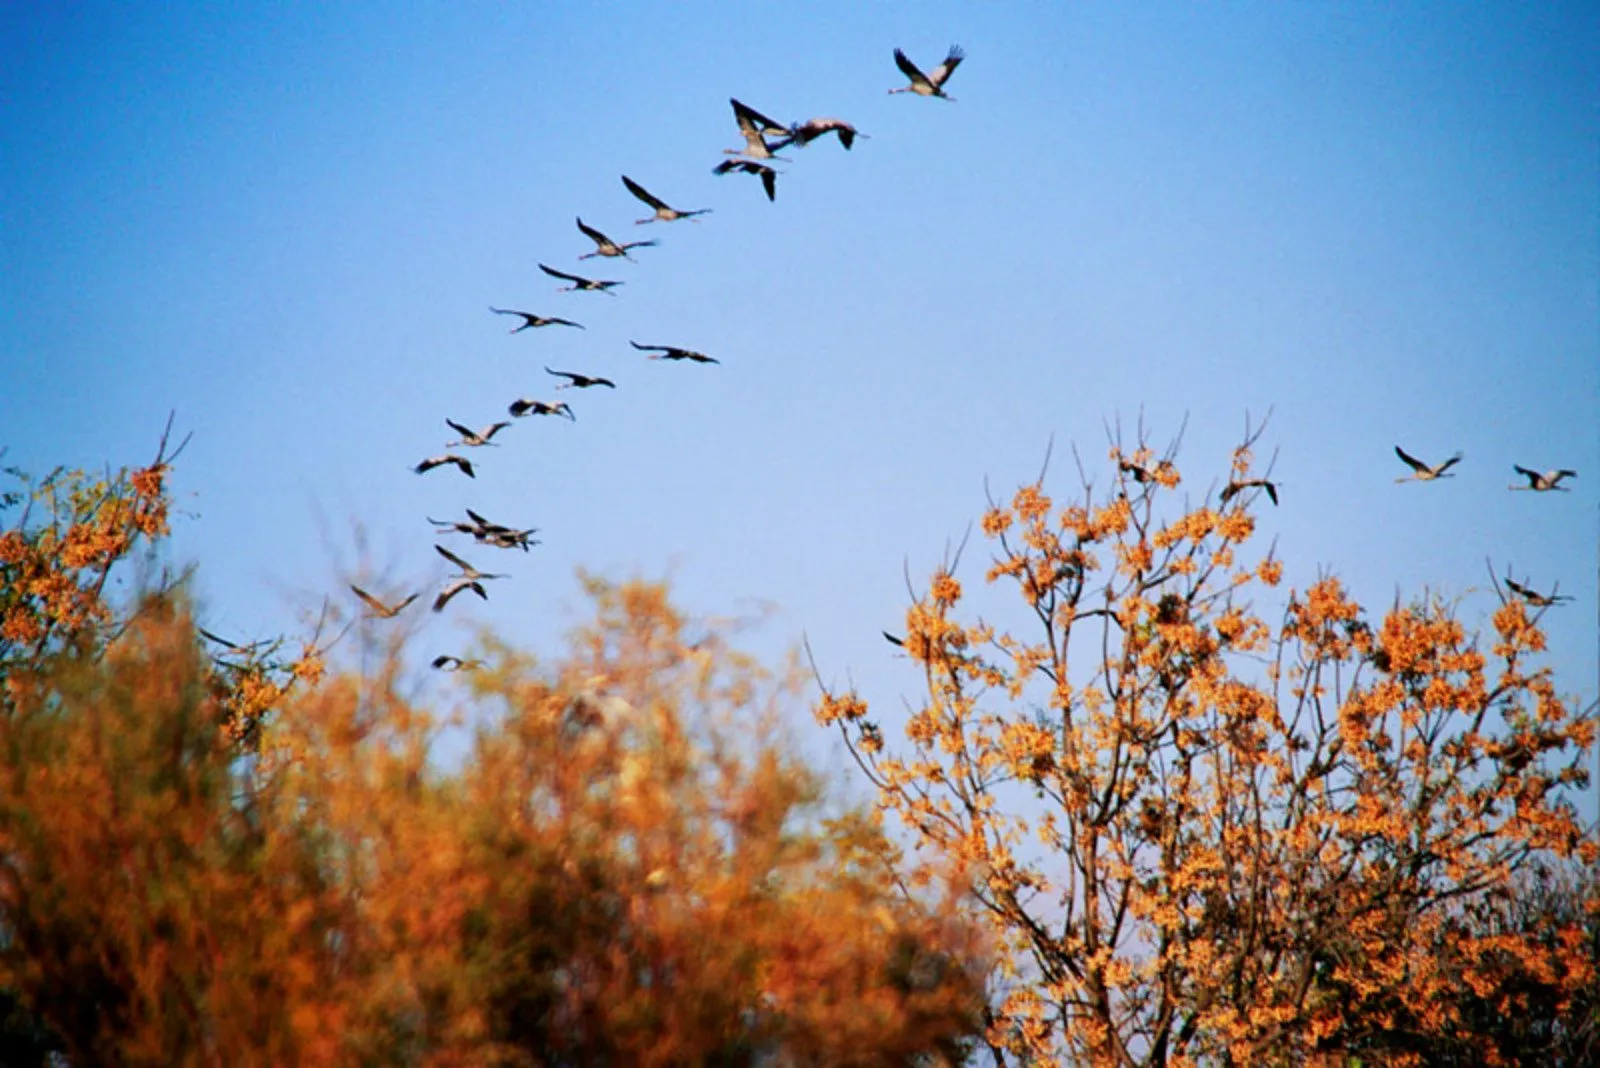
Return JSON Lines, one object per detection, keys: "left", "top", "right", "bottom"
{"left": 0, "top": 451, "right": 984, "bottom": 1065}
{"left": 817, "top": 427, "right": 1597, "bottom": 1065}
{"left": 1, "top": 429, "right": 1595, "bottom": 1065}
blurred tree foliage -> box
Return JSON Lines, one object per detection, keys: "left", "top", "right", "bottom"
{"left": 0, "top": 442, "right": 985, "bottom": 1065}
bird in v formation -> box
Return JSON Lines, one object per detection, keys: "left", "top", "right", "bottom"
{"left": 435, "top": 544, "right": 508, "bottom": 583}
{"left": 509, "top": 398, "right": 576, "bottom": 420}
{"left": 391, "top": 44, "right": 1580, "bottom": 655}
{"left": 350, "top": 585, "right": 419, "bottom": 619}
{"left": 728, "top": 98, "right": 794, "bottom": 160}
{"left": 621, "top": 175, "right": 711, "bottom": 224}
{"left": 1394, "top": 446, "right": 1463, "bottom": 483}
{"left": 489, "top": 307, "right": 584, "bottom": 331}
{"left": 415, "top": 454, "right": 475, "bottom": 478}
{"left": 1510, "top": 466, "right": 1577, "bottom": 492}
{"left": 576, "top": 217, "right": 657, "bottom": 260}
{"left": 546, "top": 367, "right": 616, "bottom": 390}
{"left": 631, "top": 341, "right": 719, "bottom": 364}
{"left": 890, "top": 46, "right": 964, "bottom": 100}
{"left": 399, "top": 60, "right": 883, "bottom": 647}
{"left": 446, "top": 419, "right": 511, "bottom": 448}
{"left": 713, "top": 158, "right": 778, "bottom": 201}
{"left": 540, "top": 263, "right": 623, "bottom": 294}
{"left": 1504, "top": 578, "right": 1572, "bottom": 608}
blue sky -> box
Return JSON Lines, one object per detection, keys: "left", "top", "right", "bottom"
{"left": 3, "top": 3, "right": 1595, "bottom": 791}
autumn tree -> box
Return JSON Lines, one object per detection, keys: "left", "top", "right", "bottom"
{"left": 1390, "top": 859, "right": 1600, "bottom": 1065}
{"left": 817, "top": 425, "right": 1597, "bottom": 1066}
{"left": 0, "top": 596, "right": 349, "bottom": 1065}
{"left": 0, "top": 425, "right": 316, "bottom": 745}
{"left": 1, "top": 440, "right": 988, "bottom": 1063}
{"left": 276, "top": 574, "right": 987, "bottom": 1065}
{"left": 0, "top": 433, "right": 330, "bottom": 1065}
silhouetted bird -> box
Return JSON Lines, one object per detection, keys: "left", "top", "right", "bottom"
{"left": 1119, "top": 460, "right": 1156, "bottom": 483}
{"left": 414, "top": 454, "right": 475, "bottom": 478}
{"left": 432, "top": 655, "right": 486, "bottom": 671}
{"left": 621, "top": 175, "right": 712, "bottom": 224}
{"left": 1394, "top": 446, "right": 1462, "bottom": 483}
{"left": 790, "top": 117, "right": 867, "bottom": 149}
{"left": 509, "top": 398, "right": 576, "bottom": 420}
{"left": 430, "top": 509, "right": 538, "bottom": 551}
{"left": 1221, "top": 478, "right": 1279, "bottom": 506}
{"left": 351, "top": 585, "right": 420, "bottom": 619}
{"left": 891, "top": 46, "right": 965, "bottom": 100}
{"left": 576, "top": 217, "right": 656, "bottom": 260}
{"left": 489, "top": 307, "right": 584, "bottom": 331}
{"left": 1504, "top": 579, "right": 1572, "bottom": 607}
{"left": 540, "top": 263, "right": 623, "bottom": 294}
{"left": 713, "top": 158, "right": 778, "bottom": 201}
{"left": 728, "top": 98, "right": 794, "bottom": 159}
{"left": 433, "top": 578, "right": 487, "bottom": 613}
{"left": 434, "top": 544, "right": 507, "bottom": 582}
{"left": 445, "top": 419, "right": 511, "bottom": 447}
{"left": 197, "top": 628, "right": 270, "bottom": 657}
{"left": 1510, "top": 466, "right": 1577, "bottom": 492}
{"left": 631, "top": 341, "right": 719, "bottom": 364}
{"left": 546, "top": 367, "right": 616, "bottom": 390}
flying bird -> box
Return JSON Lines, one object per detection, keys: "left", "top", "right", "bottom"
{"left": 540, "top": 263, "right": 623, "bottom": 294}
{"left": 414, "top": 454, "right": 475, "bottom": 478}
{"left": 546, "top": 367, "right": 616, "bottom": 390}
{"left": 509, "top": 398, "right": 576, "bottom": 420}
{"left": 350, "top": 585, "right": 420, "bottom": 619}
{"left": 728, "top": 98, "right": 794, "bottom": 159}
{"left": 445, "top": 419, "right": 511, "bottom": 447}
{"left": 479, "top": 527, "right": 539, "bottom": 551}
{"left": 575, "top": 216, "right": 657, "bottom": 260}
{"left": 631, "top": 341, "right": 719, "bottom": 364}
{"left": 621, "top": 176, "right": 711, "bottom": 224}
{"left": 713, "top": 158, "right": 778, "bottom": 202}
{"left": 1220, "top": 478, "right": 1279, "bottom": 506}
{"left": 434, "top": 544, "right": 507, "bottom": 582}
{"left": 489, "top": 307, "right": 584, "bottom": 332}
{"left": 1394, "top": 446, "right": 1463, "bottom": 483}
{"left": 789, "top": 117, "right": 867, "bottom": 150}
{"left": 463, "top": 510, "right": 539, "bottom": 551}
{"left": 430, "top": 509, "right": 539, "bottom": 551}
{"left": 431, "top": 655, "right": 486, "bottom": 672}
{"left": 1510, "top": 466, "right": 1577, "bottom": 492}
{"left": 433, "top": 577, "right": 487, "bottom": 613}
{"left": 197, "top": 627, "right": 271, "bottom": 659}
{"left": 1119, "top": 460, "right": 1152, "bottom": 483}
{"left": 891, "top": 46, "right": 965, "bottom": 100}
{"left": 1504, "top": 578, "right": 1573, "bottom": 607}
{"left": 430, "top": 515, "right": 485, "bottom": 538}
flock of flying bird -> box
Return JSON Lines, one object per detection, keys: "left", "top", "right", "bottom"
{"left": 346, "top": 46, "right": 970, "bottom": 668}
{"left": 1186, "top": 446, "right": 1580, "bottom": 610}
{"left": 1386, "top": 448, "right": 1580, "bottom": 607}
{"left": 344, "top": 41, "right": 1578, "bottom": 662}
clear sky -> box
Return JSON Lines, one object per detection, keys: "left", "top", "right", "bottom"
{"left": 3, "top": 3, "right": 1595, "bottom": 793}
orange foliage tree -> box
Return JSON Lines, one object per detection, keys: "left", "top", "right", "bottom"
{"left": 0, "top": 442, "right": 986, "bottom": 1063}
{"left": 275, "top": 574, "right": 986, "bottom": 1064}
{"left": 817, "top": 426, "right": 1597, "bottom": 1065}
{"left": 0, "top": 426, "right": 317, "bottom": 745}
